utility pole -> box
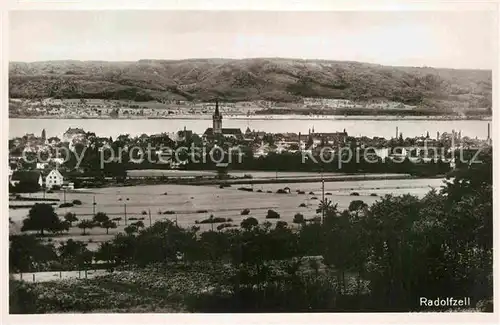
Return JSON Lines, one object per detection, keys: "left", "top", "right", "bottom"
{"left": 92, "top": 195, "right": 96, "bottom": 217}
{"left": 148, "top": 209, "right": 152, "bottom": 227}
{"left": 63, "top": 188, "right": 66, "bottom": 204}
{"left": 124, "top": 203, "right": 127, "bottom": 225}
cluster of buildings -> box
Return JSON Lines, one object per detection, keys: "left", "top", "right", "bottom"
{"left": 302, "top": 98, "right": 414, "bottom": 110}
{"left": 9, "top": 98, "right": 266, "bottom": 119}
{"left": 8, "top": 101, "right": 492, "bottom": 190}
{"left": 9, "top": 168, "right": 69, "bottom": 191}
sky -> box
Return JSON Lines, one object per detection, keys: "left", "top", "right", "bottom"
{"left": 9, "top": 10, "right": 496, "bottom": 69}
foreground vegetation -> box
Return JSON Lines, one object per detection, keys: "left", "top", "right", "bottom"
{"left": 10, "top": 150, "right": 493, "bottom": 313}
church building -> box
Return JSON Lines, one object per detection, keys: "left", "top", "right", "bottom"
{"left": 203, "top": 100, "right": 243, "bottom": 140}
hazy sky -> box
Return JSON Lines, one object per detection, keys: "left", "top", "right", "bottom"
{"left": 9, "top": 10, "right": 496, "bottom": 69}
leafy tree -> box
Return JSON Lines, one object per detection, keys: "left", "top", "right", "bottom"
{"left": 52, "top": 220, "right": 71, "bottom": 234}
{"left": 124, "top": 225, "right": 138, "bottom": 235}
{"left": 21, "top": 203, "right": 64, "bottom": 236}
{"left": 9, "top": 234, "right": 57, "bottom": 272}
{"left": 132, "top": 221, "right": 145, "bottom": 228}
{"left": 64, "top": 212, "right": 78, "bottom": 226}
{"left": 95, "top": 242, "right": 115, "bottom": 265}
{"left": 276, "top": 221, "right": 288, "bottom": 230}
{"left": 77, "top": 220, "right": 95, "bottom": 235}
{"left": 240, "top": 217, "right": 259, "bottom": 231}
{"left": 58, "top": 239, "right": 89, "bottom": 267}
{"left": 266, "top": 209, "right": 280, "bottom": 219}
{"left": 348, "top": 200, "right": 368, "bottom": 213}
{"left": 93, "top": 212, "right": 109, "bottom": 224}
{"left": 293, "top": 213, "right": 305, "bottom": 227}
{"left": 101, "top": 220, "right": 117, "bottom": 234}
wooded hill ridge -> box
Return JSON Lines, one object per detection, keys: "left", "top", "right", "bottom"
{"left": 9, "top": 58, "right": 492, "bottom": 112}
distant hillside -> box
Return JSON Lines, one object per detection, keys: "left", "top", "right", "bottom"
{"left": 9, "top": 58, "right": 492, "bottom": 112}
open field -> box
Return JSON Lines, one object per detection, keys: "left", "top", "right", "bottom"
{"left": 10, "top": 177, "right": 445, "bottom": 250}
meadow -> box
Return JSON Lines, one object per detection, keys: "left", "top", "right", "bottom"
{"left": 10, "top": 177, "right": 445, "bottom": 251}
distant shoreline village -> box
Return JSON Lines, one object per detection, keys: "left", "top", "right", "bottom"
{"left": 9, "top": 97, "right": 491, "bottom": 120}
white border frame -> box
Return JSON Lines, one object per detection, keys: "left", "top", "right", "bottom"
{"left": 1, "top": 1, "right": 499, "bottom": 325}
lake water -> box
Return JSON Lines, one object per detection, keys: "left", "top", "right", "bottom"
{"left": 9, "top": 117, "right": 490, "bottom": 140}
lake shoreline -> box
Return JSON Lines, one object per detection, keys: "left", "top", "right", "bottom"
{"left": 9, "top": 115, "right": 492, "bottom": 121}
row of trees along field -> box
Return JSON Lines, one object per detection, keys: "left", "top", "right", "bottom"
{"left": 9, "top": 149, "right": 492, "bottom": 312}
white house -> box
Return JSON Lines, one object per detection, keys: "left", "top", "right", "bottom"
{"left": 45, "top": 169, "right": 64, "bottom": 189}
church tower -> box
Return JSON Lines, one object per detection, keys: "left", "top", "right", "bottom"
{"left": 213, "top": 100, "right": 223, "bottom": 135}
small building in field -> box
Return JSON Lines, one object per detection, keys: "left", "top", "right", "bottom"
{"left": 45, "top": 169, "right": 64, "bottom": 189}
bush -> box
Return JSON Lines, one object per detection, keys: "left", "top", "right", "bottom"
{"left": 196, "top": 209, "right": 209, "bottom": 213}
{"left": 163, "top": 211, "right": 175, "bottom": 215}
{"left": 350, "top": 192, "right": 360, "bottom": 196}
{"left": 309, "top": 191, "right": 315, "bottom": 195}
{"left": 241, "top": 208, "right": 250, "bottom": 215}
{"left": 237, "top": 187, "right": 253, "bottom": 192}
{"left": 266, "top": 209, "right": 280, "bottom": 219}
{"left": 276, "top": 189, "right": 288, "bottom": 194}
{"left": 299, "top": 203, "right": 307, "bottom": 207}
{"left": 216, "top": 223, "right": 234, "bottom": 231}
{"left": 72, "top": 199, "right": 82, "bottom": 205}
{"left": 370, "top": 193, "right": 378, "bottom": 196}
{"left": 310, "top": 197, "right": 318, "bottom": 200}
{"left": 326, "top": 192, "right": 332, "bottom": 196}
{"left": 52, "top": 185, "right": 61, "bottom": 191}
{"left": 257, "top": 189, "right": 263, "bottom": 193}
{"left": 142, "top": 210, "right": 148, "bottom": 215}
{"left": 298, "top": 190, "right": 305, "bottom": 194}
{"left": 266, "top": 190, "right": 273, "bottom": 193}
{"left": 129, "top": 217, "right": 137, "bottom": 221}
{"left": 198, "top": 217, "right": 231, "bottom": 224}
{"left": 305, "top": 216, "right": 321, "bottom": 223}
{"left": 59, "top": 203, "right": 74, "bottom": 208}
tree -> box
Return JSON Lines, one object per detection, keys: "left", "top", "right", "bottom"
{"left": 9, "top": 234, "right": 57, "bottom": 273}
{"left": 317, "top": 199, "right": 337, "bottom": 216}
{"left": 93, "top": 212, "right": 109, "bottom": 224}
{"left": 348, "top": 200, "right": 368, "bottom": 214}
{"left": 95, "top": 242, "right": 115, "bottom": 265}
{"left": 266, "top": 209, "right": 280, "bottom": 219}
{"left": 101, "top": 220, "right": 117, "bottom": 235}
{"left": 124, "top": 225, "right": 138, "bottom": 235}
{"left": 21, "top": 203, "right": 64, "bottom": 236}
{"left": 293, "top": 213, "right": 305, "bottom": 227}
{"left": 240, "top": 217, "right": 259, "bottom": 231}
{"left": 77, "top": 220, "right": 95, "bottom": 235}
{"left": 58, "top": 239, "right": 88, "bottom": 265}
{"left": 276, "top": 221, "right": 288, "bottom": 230}
{"left": 52, "top": 220, "right": 71, "bottom": 234}
{"left": 132, "top": 221, "right": 145, "bottom": 228}
{"left": 64, "top": 212, "right": 78, "bottom": 227}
